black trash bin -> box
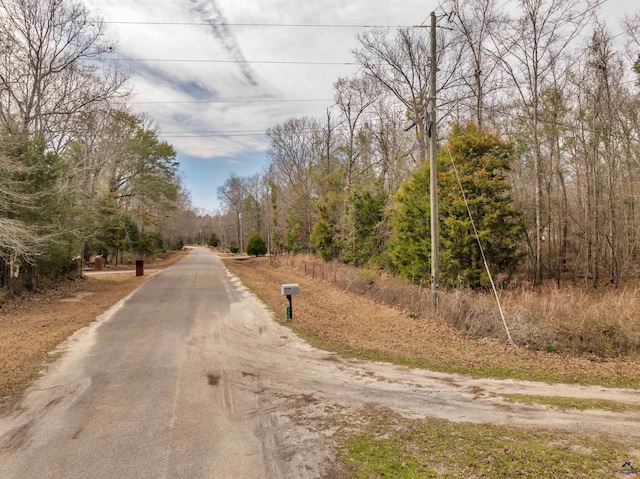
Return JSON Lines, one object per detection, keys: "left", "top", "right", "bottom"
{"left": 135, "top": 259, "right": 144, "bottom": 277}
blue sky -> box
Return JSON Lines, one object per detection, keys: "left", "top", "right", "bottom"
{"left": 179, "top": 151, "right": 267, "bottom": 212}
{"left": 85, "top": 0, "right": 638, "bottom": 212}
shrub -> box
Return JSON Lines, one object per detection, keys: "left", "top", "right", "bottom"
{"left": 208, "top": 232, "right": 220, "bottom": 247}
{"left": 247, "top": 235, "right": 267, "bottom": 256}
{"left": 172, "top": 236, "right": 184, "bottom": 250}
{"left": 229, "top": 242, "right": 239, "bottom": 254}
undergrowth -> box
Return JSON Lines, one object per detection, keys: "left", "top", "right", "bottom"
{"left": 277, "top": 254, "right": 640, "bottom": 358}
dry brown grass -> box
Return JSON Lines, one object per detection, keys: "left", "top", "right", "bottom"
{"left": 272, "top": 254, "right": 640, "bottom": 358}
{"left": 0, "top": 250, "right": 187, "bottom": 404}
{"left": 435, "top": 285, "right": 640, "bottom": 357}
{"left": 225, "top": 255, "right": 640, "bottom": 388}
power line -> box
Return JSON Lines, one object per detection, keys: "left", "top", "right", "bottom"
{"left": 109, "top": 58, "right": 356, "bottom": 65}
{"left": 162, "top": 129, "right": 268, "bottom": 133}
{"left": 161, "top": 128, "right": 318, "bottom": 133}
{"left": 131, "top": 98, "right": 334, "bottom": 104}
{"left": 157, "top": 102, "right": 640, "bottom": 140}
{"left": 161, "top": 133, "right": 269, "bottom": 138}
{"left": 158, "top": 127, "right": 331, "bottom": 138}
{"left": 159, "top": 128, "right": 328, "bottom": 137}
{"left": 100, "top": 0, "right": 424, "bottom": 4}
{"left": 103, "top": 21, "right": 415, "bottom": 28}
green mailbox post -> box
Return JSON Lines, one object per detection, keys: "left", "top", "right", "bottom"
{"left": 280, "top": 284, "right": 300, "bottom": 321}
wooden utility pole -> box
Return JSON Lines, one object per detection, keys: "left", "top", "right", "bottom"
{"left": 429, "top": 11, "right": 439, "bottom": 314}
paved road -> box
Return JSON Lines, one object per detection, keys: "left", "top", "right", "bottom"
{"left": 2, "top": 248, "right": 640, "bottom": 478}
{"left": 0, "top": 248, "right": 326, "bottom": 478}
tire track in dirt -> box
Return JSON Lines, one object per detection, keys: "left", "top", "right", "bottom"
{"left": 221, "top": 261, "right": 640, "bottom": 442}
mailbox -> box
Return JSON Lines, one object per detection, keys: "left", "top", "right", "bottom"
{"left": 280, "top": 284, "right": 300, "bottom": 296}
{"left": 281, "top": 283, "right": 299, "bottom": 321}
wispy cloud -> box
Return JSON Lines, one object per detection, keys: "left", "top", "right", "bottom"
{"left": 188, "top": 0, "right": 259, "bottom": 86}
{"left": 84, "top": 0, "right": 427, "bottom": 208}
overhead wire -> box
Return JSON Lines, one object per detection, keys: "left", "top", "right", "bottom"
{"left": 148, "top": 95, "right": 640, "bottom": 140}
{"left": 102, "top": 21, "right": 416, "bottom": 28}
{"left": 161, "top": 133, "right": 269, "bottom": 138}
{"left": 130, "top": 98, "right": 333, "bottom": 104}
{"left": 109, "top": 4, "right": 639, "bottom": 145}
{"left": 158, "top": 127, "right": 331, "bottom": 138}
{"left": 108, "top": 58, "right": 356, "bottom": 65}
{"left": 160, "top": 127, "right": 322, "bottom": 133}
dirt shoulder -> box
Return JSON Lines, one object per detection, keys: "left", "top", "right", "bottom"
{"left": 0, "top": 250, "right": 187, "bottom": 404}
{"left": 223, "top": 256, "right": 640, "bottom": 477}
{"left": 223, "top": 256, "right": 640, "bottom": 389}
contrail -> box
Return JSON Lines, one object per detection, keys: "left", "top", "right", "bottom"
{"left": 188, "top": 0, "right": 259, "bottom": 86}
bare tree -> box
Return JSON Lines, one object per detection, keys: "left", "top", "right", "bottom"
{"left": 238, "top": 173, "right": 267, "bottom": 244}
{"left": 315, "top": 108, "right": 341, "bottom": 198}
{"left": 217, "top": 174, "right": 246, "bottom": 251}
{"left": 566, "top": 23, "right": 632, "bottom": 286}
{"left": 0, "top": 129, "right": 49, "bottom": 291}
{"left": 445, "top": 0, "right": 505, "bottom": 128}
{"left": 622, "top": 11, "right": 640, "bottom": 62}
{"left": 334, "top": 76, "right": 377, "bottom": 190}
{"left": 0, "top": 0, "right": 128, "bottom": 147}
{"left": 0, "top": 152, "right": 39, "bottom": 263}
{"left": 366, "top": 94, "right": 414, "bottom": 194}
{"left": 354, "top": 28, "right": 432, "bottom": 164}
{"left": 266, "top": 117, "right": 322, "bottom": 251}
{"left": 491, "top": 0, "right": 603, "bottom": 285}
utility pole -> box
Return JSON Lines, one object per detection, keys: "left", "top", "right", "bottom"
{"left": 239, "top": 213, "right": 243, "bottom": 253}
{"left": 429, "top": 11, "right": 439, "bottom": 314}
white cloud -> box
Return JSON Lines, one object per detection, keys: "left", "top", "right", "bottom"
{"left": 84, "top": 0, "right": 638, "bottom": 210}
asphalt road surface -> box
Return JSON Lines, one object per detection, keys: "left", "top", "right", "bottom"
{"left": 2, "top": 248, "right": 640, "bottom": 478}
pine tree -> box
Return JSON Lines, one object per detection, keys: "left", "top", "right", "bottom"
{"left": 342, "top": 190, "right": 387, "bottom": 267}
{"left": 311, "top": 193, "right": 341, "bottom": 261}
{"left": 388, "top": 123, "right": 525, "bottom": 288}
{"left": 387, "top": 169, "right": 433, "bottom": 284}
{"left": 246, "top": 235, "right": 267, "bottom": 256}
{"left": 439, "top": 124, "right": 525, "bottom": 287}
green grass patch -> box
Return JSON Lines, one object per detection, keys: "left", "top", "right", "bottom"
{"left": 338, "top": 406, "right": 634, "bottom": 478}
{"left": 501, "top": 394, "right": 640, "bottom": 413}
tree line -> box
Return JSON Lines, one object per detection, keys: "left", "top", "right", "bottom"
{"left": 0, "top": 0, "right": 194, "bottom": 296}
{"left": 215, "top": 0, "right": 640, "bottom": 289}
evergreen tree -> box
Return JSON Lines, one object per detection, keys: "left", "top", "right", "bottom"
{"left": 4, "top": 131, "right": 81, "bottom": 289}
{"left": 388, "top": 123, "right": 525, "bottom": 288}
{"left": 439, "top": 124, "right": 525, "bottom": 286}
{"left": 342, "top": 190, "right": 387, "bottom": 267}
{"left": 387, "top": 168, "right": 433, "bottom": 284}
{"left": 208, "top": 232, "right": 220, "bottom": 247}
{"left": 311, "top": 193, "right": 342, "bottom": 261}
{"left": 139, "top": 232, "right": 162, "bottom": 255}
{"left": 172, "top": 237, "right": 185, "bottom": 251}
{"left": 246, "top": 235, "right": 267, "bottom": 256}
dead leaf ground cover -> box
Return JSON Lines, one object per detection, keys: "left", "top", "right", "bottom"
{"left": 224, "top": 257, "right": 640, "bottom": 389}
{"left": 0, "top": 251, "right": 186, "bottom": 404}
